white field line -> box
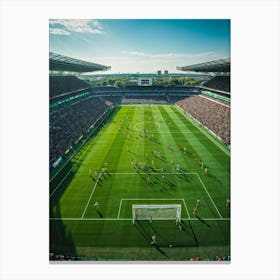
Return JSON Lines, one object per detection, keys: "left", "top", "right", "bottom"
{"left": 50, "top": 217, "right": 230, "bottom": 221}
{"left": 49, "top": 144, "right": 93, "bottom": 198}
{"left": 182, "top": 199, "right": 190, "bottom": 219}
{"left": 117, "top": 199, "right": 123, "bottom": 219}
{"left": 81, "top": 173, "right": 102, "bottom": 219}
{"left": 196, "top": 173, "right": 223, "bottom": 219}
{"left": 199, "top": 94, "right": 231, "bottom": 108}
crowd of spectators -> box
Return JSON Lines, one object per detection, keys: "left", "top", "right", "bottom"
{"left": 49, "top": 252, "right": 230, "bottom": 261}
{"left": 123, "top": 96, "right": 168, "bottom": 104}
{"left": 50, "top": 96, "right": 110, "bottom": 165}
{"left": 92, "top": 86, "right": 123, "bottom": 94}
{"left": 168, "top": 94, "right": 195, "bottom": 104}
{"left": 189, "top": 255, "right": 230, "bottom": 261}
{"left": 202, "top": 76, "right": 230, "bottom": 93}
{"left": 50, "top": 76, "right": 90, "bottom": 98}
{"left": 176, "top": 95, "right": 230, "bottom": 145}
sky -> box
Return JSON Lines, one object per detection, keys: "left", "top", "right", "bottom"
{"left": 49, "top": 19, "right": 230, "bottom": 74}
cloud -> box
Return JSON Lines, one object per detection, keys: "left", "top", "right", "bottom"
{"left": 49, "top": 19, "right": 104, "bottom": 35}
{"left": 49, "top": 28, "right": 70, "bottom": 35}
{"left": 121, "top": 50, "right": 218, "bottom": 60}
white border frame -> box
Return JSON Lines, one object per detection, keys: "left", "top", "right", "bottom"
{"left": 1, "top": 0, "right": 279, "bottom": 280}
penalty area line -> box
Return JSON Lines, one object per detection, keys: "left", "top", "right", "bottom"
{"left": 196, "top": 173, "right": 223, "bottom": 219}
{"left": 81, "top": 173, "right": 102, "bottom": 219}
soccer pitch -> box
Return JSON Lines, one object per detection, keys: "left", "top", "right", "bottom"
{"left": 50, "top": 104, "right": 230, "bottom": 261}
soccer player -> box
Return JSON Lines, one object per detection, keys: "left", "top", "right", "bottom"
{"left": 161, "top": 174, "right": 165, "bottom": 181}
{"left": 142, "top": 162, "right": 146, "bottom": 170}
{"left": 226, "top": 198, "right": 230, "bottom": 207}
{"left": 193, "top": 207, "right": 197, "bottom": 215}
{"left": 196, "top": 199, "right": 200, "bottom": 207}
{"left": 149, "top": 216, "right": 153, "bottom": 223}
{"left": 167, "top": 143, "right": 171, "bottom": 149}
{"left": 147, "top": 176, "right": 150, "bottom": 184}
{"left": 93, "top": 201, "right": 99, "bottom": 210}
{"left": 151, "top": 234, "right": 157, "bottom": 245}
{"left": 176, "top": 219, "right": 182, "bottom": 231}
{"left": 183, "top": 147, "right": 187, "bottom": 154}
{"left": 95, "top": 169, "right": 99, "bottom": 177}
{"left": 200, "top": 160, "right": 204, "bottom": 169}
{"left": 176, "top": 163, "right": 180, "bottom": 171}
{"left": 204, "top": 167, "right": 208, "bottom": 175}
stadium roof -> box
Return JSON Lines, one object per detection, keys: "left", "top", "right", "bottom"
{"left": 49, "top": 52, "right": 111, "bottom": 73}
{"left": 176, "top": 57, "right": 230, "bottom": 73}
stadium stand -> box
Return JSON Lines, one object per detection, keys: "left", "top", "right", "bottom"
{"left": 123, "top": 95, "right": 168, "bottom": 104}
{"left": 202, "top": 76, "right": 230, "bottom": 93}
{"left": 101, "top": 96, "right": 123, "bottom": 105}
{"left": 49, "top": 96, "right": 111, "bottom": 165}
{"left": 49, "top": 76, "right": 91, "bottom": 98}
{"left": 176, "top": 95, "right": 230, "bottom": 145}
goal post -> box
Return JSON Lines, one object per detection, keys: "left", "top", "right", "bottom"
{"left": 132, "top": 204, "right": 181, "bottom": 224}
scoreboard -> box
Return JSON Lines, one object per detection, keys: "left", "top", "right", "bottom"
{"left": 137, "top": 78, "right": 152, "bottom": 86}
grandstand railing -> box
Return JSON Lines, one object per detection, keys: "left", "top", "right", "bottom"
{"left": 201, "top": 90, "right": 231, "bottom": 103}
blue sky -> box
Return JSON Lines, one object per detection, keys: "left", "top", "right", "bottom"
{"left": 49, "top": 19, "right": 230, "bottom": 73}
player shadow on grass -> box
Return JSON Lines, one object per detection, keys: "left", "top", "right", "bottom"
{"left": 96, "top": 210, "right": 103, "bottom": 218}
{"left": 186, "top": 220, "right": 200, "bottom": 247}
{"left": 163, "top": 179, "right": 176, "bottom": 190}
{"left": 135, "top": 221, "right": 169, "bottom": 258}
{"left": 195, "top": 215, "right": 210, "bottom": 227}
{"left": 206, "top": 173, "right": 223, "bottom": 185}
{"left": 127, "top": 150, "right": 137, "bottom": 155}
{"left": 90, "top": 176, "right": 102, "bottom": 185}
{"left": 178, "top": 173, "right": 191, "bottom": 182}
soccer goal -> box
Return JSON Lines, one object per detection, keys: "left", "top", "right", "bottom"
{"left": 132, "top": 204, "right": 181, "bottom": 224}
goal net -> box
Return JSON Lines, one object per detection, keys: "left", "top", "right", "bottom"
{"left": 132, "top": 204, "right": 181, "bottom": 224}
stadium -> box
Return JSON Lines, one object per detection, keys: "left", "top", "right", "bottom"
{"left": 49, "top": 52, "right": 230, "bottom": 262}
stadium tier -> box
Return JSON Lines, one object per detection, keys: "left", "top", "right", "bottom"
{"left": 49, "top": 96, "right": 111, "bottom": 165}
{"left": 123, "top": 95, "right": 168, "bottom": 104}
{"left": 176, "top": 95, "right": 230, "bottom": 145}
{"left": 50, "top": 76, "right": 91, "bottom": 98}
{"left": 202, "top": 76, "right": 230, "bottom": 93}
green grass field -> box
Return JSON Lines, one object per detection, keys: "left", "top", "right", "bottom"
{"left": 50, "top": 104, "right": 230, "bottom": 261}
